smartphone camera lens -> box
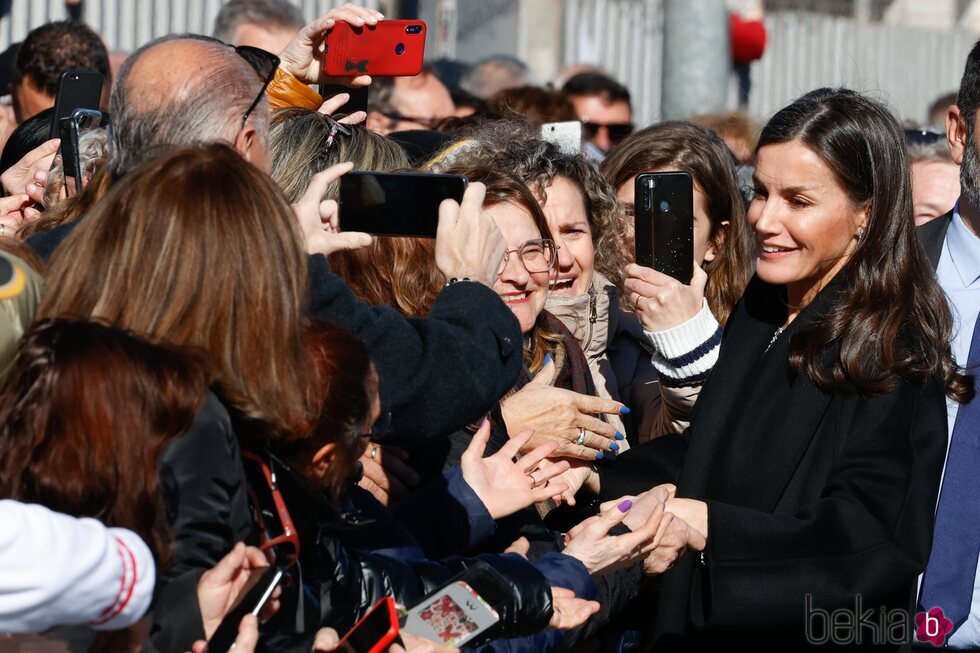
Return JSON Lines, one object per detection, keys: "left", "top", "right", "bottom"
{"left": 395, "top": 43, "right": 406, "bottom": 55}
{"left": 660, "top": 200, "right": 671, "bottom": 213}
{"left": 406, "top": 25, "right": 422, "bottom": 34}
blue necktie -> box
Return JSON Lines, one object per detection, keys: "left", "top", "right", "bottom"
{"left": 920, "top": 314, "right": 980, "bottom": 632}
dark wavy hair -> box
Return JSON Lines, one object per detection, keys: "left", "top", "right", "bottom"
{"left": 601, "top": 121, "right": 754, "bottom": 326}
{"left": 760, "top": 88, "right": 972, "bottom": 401}
{"left": 274, "top": 321, "right": 374, "bottom": 502}
{"left": 0, "top": 319, "right": 210, "bottom": 565}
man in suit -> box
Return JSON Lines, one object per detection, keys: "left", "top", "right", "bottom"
{"left": 915, "top": 39, "right": 980, "bottom": 650}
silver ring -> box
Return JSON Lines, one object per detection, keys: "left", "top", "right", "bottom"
{"left": 370, "top": 445, "right": 378, "bottom": 460}
{"left": 1, "top": 224, "right": 6, "bottom": 236}
{"left": 528, "top": 473, "right": 537, "bottom": 485}
{"left": 576, "top": 427, "right": 586, "bottom": 446}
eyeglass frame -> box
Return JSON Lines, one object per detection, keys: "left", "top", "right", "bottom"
{"left": 497, "top": 238, "right": 558, "bottom": 276}
{"left": 242, "top": 450, "right": 300, "bottom": 568}
{"left": 381, "top": 110, "right": 443, "bottom": 130}
{"left": 229, "top": 44, "right": 280, "bottom": 135}
{"left": 581, "top": 120, "right": 634, "bottom": 144}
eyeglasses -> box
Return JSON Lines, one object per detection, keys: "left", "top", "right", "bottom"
{"left": 582, "top": 121, "right": 633, "bottom": 145}
{"left": 242, "top": 451, "right": 300, "bottom": 569}
{"left": 232, "top": 45, "right": 280, "bottom": 133}
{"left": 905, "top": 129, "right": 944, "bottom": 147}
{"left": 498, "top": 238, "right": 557, "bottom": 276}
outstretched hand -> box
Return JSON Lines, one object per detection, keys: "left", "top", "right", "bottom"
{"left": 278, "top": 3, "right": 383, "bottom": 87}
{"left": 293, "top": 161, "right": 373, "bottom": 255}
{"left": 460, "top": 419, "right": 569, "bottom": 519}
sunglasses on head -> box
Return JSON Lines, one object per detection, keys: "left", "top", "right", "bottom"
{"left": 582, "top": 121, "right": 634, "bottom": 144}
{"left": 228, "top": 45, "right": 280, "bottom": 133}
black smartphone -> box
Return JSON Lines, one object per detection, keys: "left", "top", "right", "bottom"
{"left": 339, "top": 171, "right": 467, "bottom": 238}
{"left": 49, "top": 69, "right": 104, "bottom": 139}
{"left": 634, "top": 171, "right": 694, "bottom": 284}
{"left": 320, "top": 83, "right": 369, "bottom": 115}
{"left": 57, "top": 108, "right": 102, "bottom": 197}
{"left": 206, "top": 566, "right": 283, "bottom": 653}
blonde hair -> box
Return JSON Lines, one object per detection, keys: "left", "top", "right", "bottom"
{"left": 40, "top": 143, "right": 310, "bottom": 433}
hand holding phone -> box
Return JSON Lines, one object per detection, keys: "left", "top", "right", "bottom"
{"left": 206, "top": 566, "right": 283, "bottom": 653}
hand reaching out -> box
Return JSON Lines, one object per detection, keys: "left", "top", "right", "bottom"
{"left": 293, "top": 161, "right": 373, "bottom": 255}
{"left": 278, "top": 3, "right": 383, "bottom": 87}
{"left": 460, "top": 419, "right": 570, "bottom": 519}
{"left": 548, "top": 587, "right": 600, "bottom": 631}
{"left": 562, "top": 497, "right": 666, "bottom": 576}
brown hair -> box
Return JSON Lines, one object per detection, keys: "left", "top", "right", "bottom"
{"left": 602, "top": 121, "right": 754, "bottom": 326}
{"left": 0, "top": 318, "right": 210, "bottom": 565}
{"left": 276, "top": 321, "right": 374, "bottom": 502}
{"left": 39, "top": 143, "right": 311, "bottom": 433}
{"left": 440, "top": 163, "right": 561, "bottom": 373}
{"left": 488, "top": 86, "right": 578, "bottom": 125}
{"left": 689, "top": 111, "right": 759, "bottom": 164}
{"left": 759, "top": 88, "right": 971, "bottom": 401}
{"left": 267, "top": 107, "right": 445, "bottom": 316}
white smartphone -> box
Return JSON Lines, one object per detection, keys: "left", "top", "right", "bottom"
{"left": 541, "top": 121, "right": 582, "bottom": 155}
{"left": 401, "top": 580, "right": 500, "bottom": 647}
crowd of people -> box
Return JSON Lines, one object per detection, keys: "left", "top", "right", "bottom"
{"left": 0, "top": 0, "right": 977, "bottom": 651}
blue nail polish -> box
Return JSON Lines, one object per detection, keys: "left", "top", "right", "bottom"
{"left": 619, "top": 406, "right": 631, "bottom": 415}
{"left": 615, "top": 431, "right": 625, "bottom": 441}
{"left": 595, "top": 451, "right": 604, "bottom": 460}
{"left": 609, "top": 442, "right": 620, "bottom": 452}
{"left": 543, "top": 352, "right": 552, "bottom": 366}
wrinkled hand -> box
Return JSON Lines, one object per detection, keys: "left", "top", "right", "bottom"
{"left": 358, "top": 444, "right": 419, "bottom": 506}
{"left": 1, "top": 138, "right": 59, "bottom": 199}
{"left": 500, "top": 359, "right": 625, "bottom": 461}
{"left": 460, "top": 419, "right": 570, "bottom": 519}
{"left": 278, "top": 3, "right": 383, "bottom": 86}
{"left": 548, "top": 587, "right": 601, "bottom": 631}
{"left": 293, "top": 161, "right": 372, "bottom": 255}
{"left": 625, "top": 263, "right": 707, "bottom": 333}
{"left": 562, "top": 497, "right": 666, "bottom": 576}
{"left": 317, "top": 95, "right": 367, "bottom": 126}
{"left": 190, "top": 613, "right": 258, "bottom": 653}
{"left": 391, "top": 632, "right": 460, "bottom": 652}
{"left": 311, "top": 627, "right": 340, "bottom": 651}
{"left": 642, "top": 514, "right": 704, "bottom": 576}
{"left": 435, "top": 182, "right": 507, "bottom": 287}
{"left": 196, "top": 543, "right": 280, "bottom": 640}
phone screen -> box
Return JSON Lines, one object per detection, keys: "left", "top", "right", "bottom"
{"left": 634, "top": 171, "right": 694, "bottom": 284}
{"left": 336, "top": 597, "right": 398, "bottom": 653}
{"left": 206, "top": 567, "right": 283, "bottom": 653}
{"left": 402, "top": 581, "right": 499, "bottom": 647}
{"left": 339, "top": 171, "right": 467, "bottom": 238}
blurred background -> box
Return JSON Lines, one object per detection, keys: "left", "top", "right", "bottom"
{"left": 0, "top": 0, "right": 975, "bottom": 127}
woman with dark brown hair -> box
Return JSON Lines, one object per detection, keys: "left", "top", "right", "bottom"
{"left": 572, "top": 88, "right": 968, "bottom": 649}
{"left": 38, "top": 143, "right": 309, "bottom": 583}
{"left": 600, "top": 121, "right": 755, "bottom": 440}
{"left": 0, "top": 318, "right": 210, "bottom": 566}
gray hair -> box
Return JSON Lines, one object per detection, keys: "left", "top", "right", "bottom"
{"left": 43, "top": 126, "right": 109, "bottom": 208}
{"left": 213, "top": 0, "right": 305, "bottom": 42}
{"left": 908, "top": 139, "right": 954, "bottom": 164}
{"left": 109, "top": 34, "right": 267, "bottom": 176}
{"left": 460, "top": 55, "right": 538, "bottom": 99}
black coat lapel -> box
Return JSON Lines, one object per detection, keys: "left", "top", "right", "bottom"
{"left": 678, "top": 275, "right": 836, "bottom": 512}
{"left": 916, "top": 211, "right": 952, "bottom": 271}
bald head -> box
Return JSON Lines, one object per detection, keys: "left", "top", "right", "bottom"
{"left": 109, "top": 35, "right": 268, "bottom": 175}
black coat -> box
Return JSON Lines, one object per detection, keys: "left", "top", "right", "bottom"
{"left": 28, "top": 225, "right": 523, "bottom": 441}
{"left": 606, "top": 275, "right": 948, "bottom": 650}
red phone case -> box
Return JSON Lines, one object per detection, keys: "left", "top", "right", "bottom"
{"left": 336, "top": 596, "right": 399, "bottom": 653}
{"left": 324, "top": 20, "right": 426, "bottom": 77}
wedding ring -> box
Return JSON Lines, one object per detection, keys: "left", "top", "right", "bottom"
{"left": 528, "top": 473, "right": 537, "bottom": 485}
{"left": 370, "top": 445, "right": 378, "bottom": 460}
{"left": 576, "top": 427, "right": 586, "bottom": 446}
